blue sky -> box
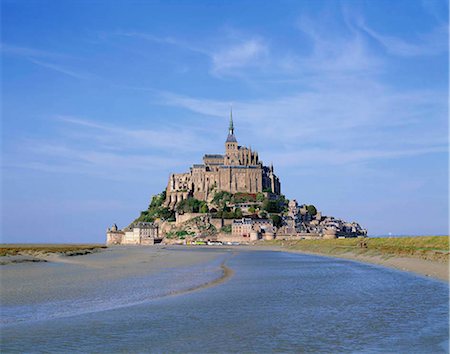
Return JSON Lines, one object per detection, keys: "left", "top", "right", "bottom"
{"left": 1, "top": 0, "right": 448, "bottom": 242}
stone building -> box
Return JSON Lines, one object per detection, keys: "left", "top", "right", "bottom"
{"left": 278, "top": 200, "right": 367, "bottom": 238}
{"left": 106, "top": 222, "right": 159, "bottom": 245}
{"left": 231, "top": 217, "right": 274, "bottom": 241}
{"left": 106, "top": 224, "right": 125, "bottom": 245}
{"left": 164, "top": 112, "right": 281, "bottom": 208}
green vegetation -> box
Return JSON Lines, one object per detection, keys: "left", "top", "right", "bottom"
{"left": 270, "top": 214, "right": 283, "bottom": 228}
{"left": 176, "top": 197, "right": 208, "bottom": 214}
{"left": 262, "top": 187, "right": 272, "bottom": 193}
{"left": 221, "top": 225, "right": 232, "bottom": 233}
{"left": 212, "top": 191, "right": 233, "bottom": 209}
{"left": 0, "top": 244, "right": 106, "bottom": 257}
{"left": 264, "top": 236, "right": 449, "bottom": 263}
{"left": 262, "top": 195, "right": 287, "bottom": 214}
{"left": 200, "top": 203, "right": 209, "bottom": 213}
{"left": 256, "top": 192, "right": 265, "bottom": 202}
{"left": 213, "top": 208, "right": 243, "bottom": 219}
{"left": 134, "top": 190, "right": 175, "bottom": 223}
{"left": 262, "top": 200, "right": 281, "bottom": 213}
{"left": 307, "top": 205, "right": 317, "bottom": 216}
{"left": 232, "top": 193, "right": 256, "bottom": 203}
{"left": 165, "top": 230, "right": 196, "bottom": 239}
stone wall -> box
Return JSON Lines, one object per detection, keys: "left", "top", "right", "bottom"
{"left": 275, "top": 233, "right": 322, "bottom": 240}
{"left": 218, "top": 233, "right": 253, "bottom": 243}
{"left": 106, "top": 231, "right": 124, "bottom": 245}
{"left": 175, "top": 212, "right": 204, "bottom": 225}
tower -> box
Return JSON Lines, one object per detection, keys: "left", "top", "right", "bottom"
{"left": 225, "top": 108, "right": 239, "bottom": 165}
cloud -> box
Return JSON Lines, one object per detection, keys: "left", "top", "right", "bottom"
{"left": 28, "top": 59, "right": 92, "bottom": 80}
{"left": 420, "top": 0, "right": 449, "bottom": 23}
{"left": 4, "top": 138, "right": 189, "bottom": 181}
{"left": 3, "top": 114, "right": 226, "bottom": 181}
{"left": 56, "top": 115, "right": 211, "bottom": 152}
{"left": 113, "top": 30, "right": 269, "bottom": 78}
{"left": 1, "top": 43, "right": 93, "bottom": 80}
{"left": 0, "top": 43, "right": 72, "bottom": 59}
{"left": 359, "top": 22, "right": 448, "bottom": 57}
{"left": 266, "top": 146, "right": 447, "bottom": 168}
{"left": 113, "top": 30, "right": 209, "bottom": 56}
{"left": 156, "top": 81, "right": 447, "bottom": 168}
{"left": 210, "top": 38, "right": 268, "bottom": 75}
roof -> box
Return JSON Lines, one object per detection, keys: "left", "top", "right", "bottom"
{"left": 226, "top": 133, "right": 237, "bottom": 142}
{"left": 204, "top": 154, "right": 224, "bottom": 158}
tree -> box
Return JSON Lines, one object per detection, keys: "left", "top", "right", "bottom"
{"left": 200, "top": 203, "right": 209, "bottom": 213}
{"left": 234, "top": 207, "right": 243, "bottom": 218}
{"left": 256, "top": 192, "right": 265, "bottom": 202}
{"left": 248, "top": 206, "right": 256, "bottom": 214}
{"left": 307, "top": 205, "right": 317, "bottom": 216}
{"left": 212, "top": 191, "right": 232, "bottom": 205}
{"left": 232, "top": 193, "right": 256, "bottom": 203}
{"left": 158, "top": 207, "right": 174, "bottom": 221}
{"left": 262, "top": 200, "right": 281, "bottom": 213}
{"left": 271, "top": 214, "right": 283, "bottom": 228}
{"left": 221, "top": 225, "right": 232, "bottom": 233}
{"left": 176, "top": 198, "right": 202, "bottom": 214}
{"left": 149, "top": 190, "right": 166, "bottom": 209}
{"left": 212, "top": 191, "right": 232, "bottom": 212}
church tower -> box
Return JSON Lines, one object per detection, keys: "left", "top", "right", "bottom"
{"left": 225, "top": 108, "right": 239, "bottom": 165}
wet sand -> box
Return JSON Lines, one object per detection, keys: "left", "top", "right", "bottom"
{"left": 2, "top": 244, "right": 447, "bottom": 282}
{"left": 246, "top": 244, "right": 449, "bottom": 282}
{"left": 1, "top": 246, "right": 229, "bottom": 315}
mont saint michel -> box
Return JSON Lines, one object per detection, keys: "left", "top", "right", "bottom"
{"left": 107, "top": 113, "right": 367, "bottom": 246}
{"left": 3, "top": 1, "right": 448, "bottom": 352}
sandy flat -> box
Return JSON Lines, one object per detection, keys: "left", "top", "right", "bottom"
{"left": 245, "top": 245, "right": 449, "bottom": 282}
{"left": 0, "top": 246, "right": 227, "bottom": 308}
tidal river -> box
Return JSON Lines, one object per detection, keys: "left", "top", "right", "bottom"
{"left": 1, "top": 247, "right": 448, "bottom": 353}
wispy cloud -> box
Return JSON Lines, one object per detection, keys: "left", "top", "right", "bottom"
{"left": 114, "top": 30, "right": 208, "bottom": 55}
{"left": 3, "top": 114, "right": 224, "bottom": 180}
{"left": 56, "top": 115, "right": 211, "bottom": 152}
{"left": 0, "top": 43, "right": 72, "bottom": 59}
{"left": 210, "top": 38, "right": 268, "bottom": 76}
{"left": 4, "top": 137, "right": 189, "bottom": 181}
{"left": 266, "top": 146, "right": 447, "bottom": 168}
{"left": 156, "top": 71, "right": 447, "bottom": 168}
{"left": 28, "top": 59, "right": 92, "bottom": 80}
{"left": 1, "top": 43, "right": 94, "bottom": 80}
{"left": 359, "top": 22, "right": 448, "bottom": 57}
{"left": 113, "top": 30, "right": 270, "bottom": 78}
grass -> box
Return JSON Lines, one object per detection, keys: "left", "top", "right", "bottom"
{"left": 264, "top": 236, "right": 449, "bottom": 263}
{"left": 0, "top": 244, "right": 107, "bottom": 257}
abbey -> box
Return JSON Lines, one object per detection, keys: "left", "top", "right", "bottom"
{"left": 164, "top": 113, "right": 280, "bottom": 208}
{"left": 106, "top": 111, "right": 367, "bottom": 246}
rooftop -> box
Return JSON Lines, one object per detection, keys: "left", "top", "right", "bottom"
{"left": 226, "top": 133, "right": 237, "bottom": 143}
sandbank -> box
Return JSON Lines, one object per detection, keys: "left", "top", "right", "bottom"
{"left": 246, "top": 244, "right": 449, "bottom": 282}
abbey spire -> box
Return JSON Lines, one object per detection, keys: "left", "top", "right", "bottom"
{"left": 226, "top": 107, "right": 237, "bottom": 143}
{"left": 229, "top": 107, "right": 234, "bottom": 135}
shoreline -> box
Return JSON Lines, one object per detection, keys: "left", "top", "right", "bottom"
{"left": 168, "top": 262, "right": 234, "bottom": 298}
{"left": 246, "top": 244, "right": 449, "bottom": 282}
{"left": 2, "top": 241, "right": 448, "bottom": 282}
{"left": 0, "top": 244, "right": 107, "bottom": 265}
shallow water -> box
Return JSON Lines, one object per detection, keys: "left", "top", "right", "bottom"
{"left": 1, "top": 249, "right": 448, "bottom": 353}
